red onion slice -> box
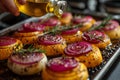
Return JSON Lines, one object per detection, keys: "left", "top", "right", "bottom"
{"left": 103, "top": 20, "right": 119, "bottom": 31}
{"left": 40, "top": 18, "right": 60, "bottom": 27}
{"left": 82, "top": 30, "right": 105, "bottom": 43}
{"left": 93, "top": 20, "right": 119, "bottom": 31}
{"left": 72, "top": 16, "right": 93, "bottom": 24}
{"left": 64, "top": 42, "right": 92, "bottom": 56}
{"left": 10, "top": 53, "right": 44, "bottom": 65}
{"left": 0, "top": 36, "right": 17, "bottom": 46}
{"left": 61, "top": 28, "right": 79, "bottom": 35}
{"left": 61, "top": 12, "right": 72, "bottom": 18}
{"left": 47, "top": 57, "right": 78, "bottom": 72}
{"left": 38, "top": 34, "right": 63, "bottom": 45}
{"left": 18, "top": 22, "right": 45, "bottom": 32}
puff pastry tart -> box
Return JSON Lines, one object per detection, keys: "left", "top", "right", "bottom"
{"left": 14, "top": 22, "right": 45, "bottom": 44}
{"left": 0, "top": 36, "right": 23, "bottom": 60}
{"left": 72, "top": 16, "right": 96, "bottom": 32}
{"left": 94, "top": 20, "right": 120, "bottom": 39}
{"left": 64, "top": 41, "right": 103, "bottom": 68}
{"left": 82, "top": 30, "right": 111, "bottom": 48}
{"left": 8, "top": 51, "right": 47, "bottom": 75}
{"left": 42, "top": 57, "right": 88, "bottom": 80}
{"left": 34, "top": 34, "right": 66, "bottom": 56}
{"left": 61, "top": 28, "right": 82, "bottom": 44}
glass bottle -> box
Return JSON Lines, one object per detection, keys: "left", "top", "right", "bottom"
{"left": 15, "top": 0, "right": 67, "bottom": 17}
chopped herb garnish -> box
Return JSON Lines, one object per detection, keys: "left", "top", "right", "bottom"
{"left": 89, "top": 34, "right": 104, "bottom": 42}
{"left": 89, "top": 15, "right": 112, "bottom": 31}
{"left": 13, "top": 44, "right": 45, "bottom": 55}
{"left": 46, "top": 23, "right": 83, "bottom": 35}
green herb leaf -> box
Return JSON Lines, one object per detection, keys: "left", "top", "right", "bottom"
{"left": 46, "top": 23, "right": 83, "bottom": 35}
{"left": 89, "top": 15, "right": 112, "bottom": 31}
{"left": 14, "top": 44, "right": 45, "bottom": 55}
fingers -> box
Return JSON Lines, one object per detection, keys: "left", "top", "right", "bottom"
{"left": 0, "top": 2, "right": 7, "bottom": 12}
{"left": 1, "top": 0, "right": 20, "bottom": 16}
{"left": 18, "top": 0, "right": 26, "bottom": 5}
{"left": 0, "top": 0, "right": 26, "bottom": 16}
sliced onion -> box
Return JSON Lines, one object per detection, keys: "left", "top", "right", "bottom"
{"left": 10, "top": 53, "right": 44, "bottom": 65}
{"left": 47, "top": 57, "right": 78, "bottom": 72}
{"left": 38, "top": 34, "right": 63, "bottom": 45}
{"left": 17, "top": 28, "right": 30, "bottom": 33}
{"left": 92, "top": 21, "right": 101, "bottom": 27}
{"left": 103, "top": 20, "right": 119, "bottom": 31}
{"left": 61, "top": 12, "right": 72, "bottom": 18}
{"left": 61, "top": 28, "right": 79, "bottom": 35}
{"left": 64, "top": 42, "right": 92, "bottom": 56}
{"left": 82, "top": 30, "right": 105, "bottom": 43}
{"left": 0, "top": 36, "right": 17, "bottom": 46}
{"left": 18, "top": 22, "right": 45, "bottom": 32}
{"left": 72, "top": 16, "right": 93, "bottom": 24}
{"left": 93, "top": 20, "right": 119, "bottom": 31}
{"left": 40, "top": 18, "right": 60, "bottom": 27}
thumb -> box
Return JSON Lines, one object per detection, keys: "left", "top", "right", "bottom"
{"left": 1, "top": 0, "right": 20, "bottom": 16}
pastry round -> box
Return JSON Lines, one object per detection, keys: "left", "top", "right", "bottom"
{"left": 14, "top": 22, "right": 45, "bottom": 44}
{"left": 42, "top": 57, "right": 88, "bottom": 80}
{"left": 103, "top": 20, "right": 120, "bottom": 39}
{"left": 82, "top": 30, "right": 111, "bottom": 48}
{"left": 7, "top": 52, "right": 47, "bottom": 75}
{"left": 60, "top": 12, "right": 73, "bottom": 25}
{"left": 64, "top": 41, "right": 103, "bottom": 68}
{"left": 0, "top": 36, "right": 23, "bottom": 60}
{"left": 94, "top": 20, "right": 120, "bottom": 39}
{"left": 39, "top": 17, "right": 61, "bottom": 31}
{"left": 72, "top": 16, "right": 96, "bottom": 32}
{"left": 34, "top": 34, "right": 67, "bottom": 56}
{"left": 61, "top": 28, "right": 82, "bottom": 44}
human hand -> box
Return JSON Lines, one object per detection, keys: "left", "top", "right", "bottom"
{"left": 0, "top": 0, "right": 26, "bottom": 16}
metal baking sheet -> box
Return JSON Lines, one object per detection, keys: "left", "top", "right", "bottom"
{"left": 0, "top": 13, "right": 120, "bottom": 80}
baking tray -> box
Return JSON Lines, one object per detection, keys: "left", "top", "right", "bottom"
{"left": 0, "top": 13, "right": 120, "bottom": 80}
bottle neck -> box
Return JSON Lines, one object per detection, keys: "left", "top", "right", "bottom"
{"left": 46, "top": 0, "right": 67, "bottom": 18}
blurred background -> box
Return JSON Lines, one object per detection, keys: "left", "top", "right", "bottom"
{"left": 68, "top": 0, "right": 120, "bottom": 14}
{"left": 0, "top": 0, "right": 120, "bottom": 30}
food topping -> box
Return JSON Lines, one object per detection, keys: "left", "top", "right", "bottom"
{"left": 103, "top": 20, "right": 119, "bottom": 31}
{"left": 38, "top": 34, "right": 63, "bottom": 45}
{"left": 72, "top": 16, "right": 93, "bottom": 24}
{"left": 61, "top": 28, "right": 79, "bottom": 35}
{"left": 40, "top": 18, "right": 60, "bottom": 27}
{"left": 64, "top": 42, "right": 92, "bottom": 56}
{"left": 82, "top": 30, "right": 105, "bottom": 43}
{"left": 10, "top": 53, "right": 44, "bottom": 65}
{"left": 18, "top": 22, "right": 45, "bottom": 32}
{"left": 0, "top": 36, "right": 17, "bottom": 46}
{"left": 47, "top": 57, "right": 78, "bottom": 72}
